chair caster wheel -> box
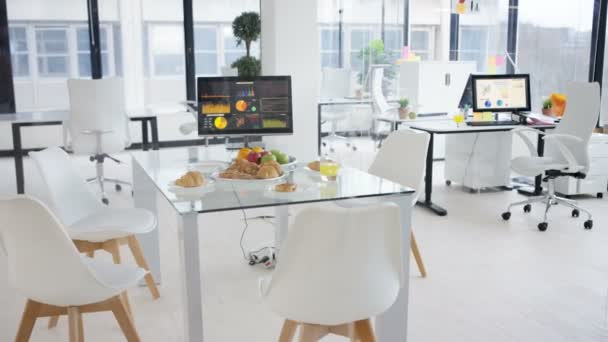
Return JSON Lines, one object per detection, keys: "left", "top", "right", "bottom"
{"left": 598, "top": 193, "right": 604, "bottom": 199}
{"left": 352, "top": 146, "right": 357, "bottom": 151}
{"left": 446, "top": 180, "right": 452, "bottom": 186}
{"left": 523, "top": 204, "right": 532, "bottom": 213}
{"left": 102, "top": 198, "right": 109, "bottom": 205}
{"left": 115, "top": 184, "right": 122, "bottom": 192}
{"left": 584, "top": 220, "right": 593, "bottom": 229}
{"left": 322, "top": 142, "right": 327, "bottom": 147}
{"left": 538, "top": 222, "right": 548, "bottom": 231}
{"left": 501, "top": 212, "right": 511, "bottom": 221}
{"left": 571, "top": 209, "right": 579, "bottom": 218}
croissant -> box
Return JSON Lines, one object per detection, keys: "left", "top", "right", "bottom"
{"left": 261, "top": 160, "right": 283, "bottom": 176}
{"left": 256, "top": 165, "right": 280, "bottom": 179}
{"left": 175, "top": 171, "right": 205, "bottom": 187}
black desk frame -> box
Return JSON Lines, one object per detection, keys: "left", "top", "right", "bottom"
{"left": 12, "top": 116, "right": 158, "bottom": 194}
{"left": 409, "top": 124, "right": 553, "bottom": 217}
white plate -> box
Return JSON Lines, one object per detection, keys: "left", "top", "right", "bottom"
{"left": 211, "top": 171, "right": 287, "bottom": 183}
{"left": 188, "top": 160, "right": 228, "bottom": 175}
{"left": 168, "top": 179, "right": 215, "bottom": 197}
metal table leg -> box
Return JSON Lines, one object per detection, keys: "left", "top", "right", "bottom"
{"left": 150, "top": 117, "right": 159, "bottom": 150}
{"left": 416, "top": 132, "right": 448, "bottom": 216}
{"left": 376, "top": 193, "right": 412, "bottom": 341}
{"left": 317, "top": 103, "right": 322, "bottom": 155}
{"left": 517, "top": 128, "right": 546, "bottom": 196}
{"left": 141, "top": 120, "right": 150, "bottom": 151}
{"left": 12, "top": 123, "right": 24, "bottom": 194}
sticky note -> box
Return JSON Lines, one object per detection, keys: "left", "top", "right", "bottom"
{"left": 402, "top": 46, "right": 410, "bottom": 59}
{"left": 456, "top": 3, "right": 466, "bottom": 14}
{"left": 482, "top": 112, "right": 494, "bottom": 121}
{"left": 487, "top": 56, "right": 497, "bottom": 74}
{"left": 495, "top": 55, "right": 505, "bottom": 67}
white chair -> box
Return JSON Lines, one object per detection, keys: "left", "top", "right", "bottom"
{"left": 66, "top": 78, "right": 131, "bottom": 205}
{"left": 320, "top": 67, "right": 356, "bottom": 152}
{"left": 371, "top": 68, "right": 399, "bottom": 146}
{"left": 0, "top": 195, "right": 145, "bottom": 342}
{"left": 368, "top": 129, "right": 430, "bottom": 277}
{"left": 261, "top": 203, "right": 404, "bottom": 341}
{"left": 29, "top": 147, "right": 160, "bottom": 328}
{"left": 501, "top": 82, "right": 600, "bottom": 231}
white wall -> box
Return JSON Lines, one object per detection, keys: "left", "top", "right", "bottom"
{"left": 261, "top": 0, "right": 320, "bottom": 162}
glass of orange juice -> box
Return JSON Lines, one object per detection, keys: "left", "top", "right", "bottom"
{"left": 453, "top": 113, "right": 465, "bottom": 127}
{"left": 320, "top": 156, "right": 340, "bottom": 181}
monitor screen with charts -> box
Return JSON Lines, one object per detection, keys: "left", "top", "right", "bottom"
{"left": 471, "top": 74, "right": 531, "bottom": 113}
{"left": 197, "top": 76, "right": 293, "bottom": 136}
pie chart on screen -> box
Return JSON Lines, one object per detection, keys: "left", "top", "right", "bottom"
{"left": 235, "top": 100, "right": 248, "bottom": 112}
{"left": 214, "top": 117, "right": 228, "bottom": 129}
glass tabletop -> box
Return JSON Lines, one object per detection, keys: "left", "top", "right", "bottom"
{"left": 131, "top": 146, "right": 414, "bottom": 215}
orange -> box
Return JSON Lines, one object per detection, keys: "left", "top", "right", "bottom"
{"left": 237, "top": 148, "right": 251, "bottom": 160}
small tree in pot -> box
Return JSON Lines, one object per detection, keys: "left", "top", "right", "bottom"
{"left": 231, "top": 11, "right": 261, "bottom": 78}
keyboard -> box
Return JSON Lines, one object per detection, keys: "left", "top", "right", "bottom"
{"left": 466, "top": 120, "right": 520, "bottom": 127}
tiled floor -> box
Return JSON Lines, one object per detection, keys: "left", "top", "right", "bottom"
{"left": 1, "top": 139, "right": 608, "bottom": 341}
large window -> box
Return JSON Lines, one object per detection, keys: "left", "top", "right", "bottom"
{"left": 320, "top": 26, "right": 340, "bottom": 68}
{"left": 349, "top": 27, "right": 373, "bottom": 71}
{"left": 35, "top": 27, "right": 69, "bottom": 78}
{"left": 410, "top": 26, "right": 434, "bottom": 60}
{"left": 76, "top": 26, "right": 113, "bottom": 77}
{"left": 194, "top": 26, "right": 218, "bottom": 76}
{"left": 459, "top": 26, "right": 488, "bottom": 70}
{"left": 9, "top": 26, "right": 29, "bottom": 77}
{"left": 148, "top": 24, "right": 185, "bottom": 77}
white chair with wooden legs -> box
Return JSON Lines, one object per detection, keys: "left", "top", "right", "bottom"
{"left": 0, "top": 196, "right": 146, "bottom": 342}
{"left": 260, "top": 203, "right": 404, "bottom": 342}
{"left": 29, "top": 147, "right": 160, "bottom": 328}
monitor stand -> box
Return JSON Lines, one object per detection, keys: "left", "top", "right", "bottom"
{"left": 512, "top": 111, "right": 530, "bottom": 124}
{"left": 225, "top": 136, "right": 266, "bottom": 150}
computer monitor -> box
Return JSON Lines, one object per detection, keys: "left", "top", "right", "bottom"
{"left": 458, "top": 74, "right": 473, "bottom": 109}
{"left": 197, "top": 76, "right": 293, "bottom": 136}
{"left": 471, "top": 74, "right": 531, "bottom": 113}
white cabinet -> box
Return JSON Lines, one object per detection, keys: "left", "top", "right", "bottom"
{"left": 555, "top": 133, "right": 608, "bottom": 197}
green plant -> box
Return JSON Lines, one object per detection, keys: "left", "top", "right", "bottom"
{"left": 542, "top": 98, "right": 552, "bottom": 110}
{"left": 356, "top": 39, "right": 399, "bottom": 92}
{"left": 398, "top": 98, "right": 410, "bottom": 109}
{"left": 231, "top": 56, "right": 261, "bottom": 79}
{"left": 231, "top": 12, "right": 261, "bottom": 78}
{"left": 232, "top": 12, "right": 261, "bottom": 58}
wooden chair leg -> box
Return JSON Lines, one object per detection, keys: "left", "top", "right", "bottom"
{"left": 120, "top": 292, "right": 133, "bottom": 321}
{"left": 47, "top": 315, "right": 59, "bottom": 329}
{"left": 67, "top": 307, "right": 81, "bottom": 342}
{"left": 410, "top": 231, "right": 427, "bottom": 278}
{"left": 279, "top": 319, "right": 298, "bottom": 342}
{"left": 298, "top": 324, "right": 327, "bottom": 342}
{"left": 104, "top": 239, "right": 122, "bottom": 264}
{"left": 15, "top": 299, "right": 41, "bottom": 342}
{"left": 86, "top": 250, "right": 95, "bottom": 258}
{"left": 354, "top": 319, "right": 376, "bottom": 342}
{"left": 110, "top": 294, "right": 141, "bottom": 342}
{"left": 127, "top": 235, "right": 160, "bottom": 299}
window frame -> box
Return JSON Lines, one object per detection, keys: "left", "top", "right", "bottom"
{"left": 410, "top": 25, "right": 436, "bottom": 60}
{"left": 193, "top": 24, "right": 220, "bottom": 77}
{"left": 34, "top": 25, "right": 71, "bottom": 80}
{"left": 74, "top": 24, "right": 116, "bottom": 78}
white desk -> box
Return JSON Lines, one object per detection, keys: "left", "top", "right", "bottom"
{"left": 409, "top": 120, "right": 556, "bottom": 216}
{"left": 131, "top": 146, "right": 415, "bottom": 342}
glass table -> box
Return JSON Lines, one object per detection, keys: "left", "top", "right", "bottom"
{"left": 130, "top": 146, "right": 415, "bottom": 342}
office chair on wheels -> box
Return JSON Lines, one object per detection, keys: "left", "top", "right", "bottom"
{"left": 66, "top": 78, "right": 132, "bottom": 205}
{"left": 501, "top": 82, "right": 600, "bottom": 231}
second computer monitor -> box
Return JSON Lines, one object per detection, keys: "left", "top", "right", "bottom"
{"left": 471, "top": 74, "right": 531, "bottom": 113}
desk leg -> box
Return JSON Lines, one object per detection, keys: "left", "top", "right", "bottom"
{"left": 177, "top": 211, "right": 204, "bottom": 342}
{"left": 150, "top": 117, "right": 159, "bottom": 150}
{"left": 274, "top": 206, "right": 289, "bottom": 250}
{"left": 141, "top": 120, "right": 150, "bottom": 151}
{"left": 376, "top": 194, "right": 412, "bottom": 342}
{"left": 517, "top": 128, "right": 546, "bottom": 196}
{"left": 132, "top": 159, "right": 161, "bottom": 282}
{"left": 416, "top": 132, "right": 448, "bottom": 216}
{"left": 12, "top": 124, "right": 24, "bottom": 194}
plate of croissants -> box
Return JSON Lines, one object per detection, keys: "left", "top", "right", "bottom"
{"left": 213, "top": 158, "right": 286, "bottom": 182}
{"left": 168, "top": 171, "right": 214, "bottom": 197}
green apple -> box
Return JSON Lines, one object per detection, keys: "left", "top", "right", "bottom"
{"left": 270, "top": 149, "right": 282, "bottom": 157}
{"left": 261, "top": 154, "right": 277, "bottom": 164}
{"left": 276, "top": 153, "right": 289, "bottom": 164}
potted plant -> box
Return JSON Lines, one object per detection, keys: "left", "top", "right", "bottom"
{"left": 231, "top": 12, "right": 261, "bottom": 78}
{"left": 398, "top": 98, "right": 410, "bottom": 120}
{"left": 542, "top": 98, "right": 552, "bottom": 116}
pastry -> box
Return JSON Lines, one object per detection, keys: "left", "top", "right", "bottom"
{"left": 307, "top": 161, "right": 320, "bottom": 172}
{"left": 262, "top": 159, "right": 283, "bottom": 176}
{"left": 175, "top": 171, "right": 205, "bottom": 187}
{"left": 256, "top": 165, "right": 280, "bottom": 179}
{"left": 275, "top": 183, "right": 297, "bottom": 193}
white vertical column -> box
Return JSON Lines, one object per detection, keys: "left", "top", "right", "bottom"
{"left": 260, "top": 0, "right": 320, "bottom": 162}
{"left": 439, "top": 0, "right": 452, "bottom": 61}
{"left": 119, "top": 0, "right": 146, "bottom": 110}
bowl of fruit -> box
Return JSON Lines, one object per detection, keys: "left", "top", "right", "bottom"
{"left": 236, "top": 147, "right": 297, "bottom": 170}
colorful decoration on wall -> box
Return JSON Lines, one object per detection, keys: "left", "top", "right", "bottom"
{"left": 455, "top": 0, "right": 481, "bottom": 14}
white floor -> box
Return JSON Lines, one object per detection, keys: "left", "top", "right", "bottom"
{"left": 1, "top": 139, "right": 608, "bottom": 342}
